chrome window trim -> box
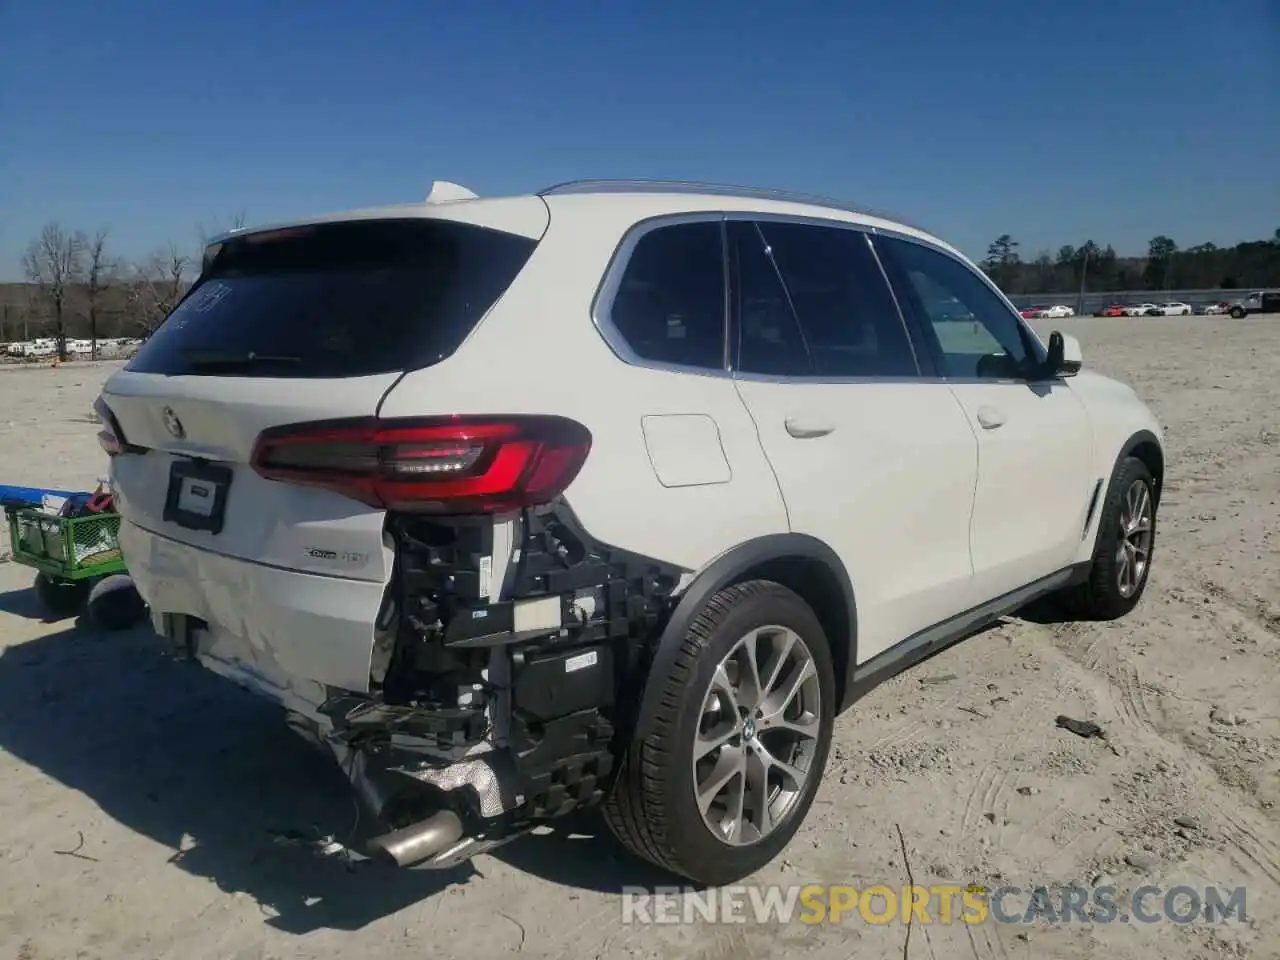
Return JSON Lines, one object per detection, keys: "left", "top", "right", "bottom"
{"left": 589, "top": 212, "right": 734, "bottom": 380}
{"left": 591, "top": 208, "right": 1059, "bottom": 387}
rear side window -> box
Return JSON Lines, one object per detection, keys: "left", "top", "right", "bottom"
{"left": 605, "top": 220, "right": 726, "bottom": 370}
{"left": 734, "top": 221, "right": 919, "bottom": 378}
{"left": 126, "top": 219, "right": 537, "bottom": 378}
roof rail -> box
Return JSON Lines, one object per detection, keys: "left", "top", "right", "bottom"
{"left": 537, "top": 179, "right": 923, "bottom": 230}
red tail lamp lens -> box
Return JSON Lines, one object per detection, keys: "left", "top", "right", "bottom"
{"left": 250, "top": 415, "right": 592, "bottom": 514}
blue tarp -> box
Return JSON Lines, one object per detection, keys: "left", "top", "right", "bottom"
{"left": 0, "top": 484, "right": 84, "bottom": 509}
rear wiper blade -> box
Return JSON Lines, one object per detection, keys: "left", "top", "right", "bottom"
{"left": 182, "top": 350, "right": 303, "bottom": 371}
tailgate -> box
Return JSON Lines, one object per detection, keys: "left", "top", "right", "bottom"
{"left": 100, "top": 213, "right": 542, "bottom": 583}
{"left": 103, "top": 370, "right": 401, "bottom": 581}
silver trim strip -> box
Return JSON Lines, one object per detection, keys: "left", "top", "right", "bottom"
{"left": 540, "top": 178, "right": 926, "bottom": 232}
{"left": 590, "top": 209, "right": 1061, "bottom": 386}
{"left": 589, "top": 212, "right": 734, "bottom": 380}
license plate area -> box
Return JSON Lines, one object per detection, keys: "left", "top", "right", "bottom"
{"left": 163, "top": 459, "right": 232, "bottom": 534}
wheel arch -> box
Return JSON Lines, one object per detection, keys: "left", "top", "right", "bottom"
{"left": 1119, "top": 429, "right": 1164, "bottom": 505}
{"left": 1085, "top": 427, "right": 1167, "bottom": 563}
{"left": 634, "top": 534, "right": 858, "bottom": 739}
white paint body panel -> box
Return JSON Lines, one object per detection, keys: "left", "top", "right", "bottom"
{"left": 377, "top": 197, "right": 790, "bottom": 570}
{"left": 1064, "top": 369, "right": 1165, "bottom": 564}
{"left": 641, "top": 414, "right": 732, "bottom": 487}
{"left": 734, "top": 380, "right": 978, "bottom": 662}
{"left": 947, "top": 380, "right": 1095, "bottom": 601}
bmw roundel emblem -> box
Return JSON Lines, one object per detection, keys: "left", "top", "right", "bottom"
{"left": 162, "top": 406, "right": 185, "bottom": 439}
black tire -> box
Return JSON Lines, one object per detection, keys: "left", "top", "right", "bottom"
{"left": 604, "top": 579, "right": 836, "bottom": 886}
{"left": 1060, "top": 456, "right": 1157, "bottom": 620}
{"left": 1230, "top": 306, "right": 1246, "bottom": 319}
{"left": 87, "top": 574, "right": 147, "bottom": 630}
{"left": 33, "top": 573, "right": 90, "bottom": 618}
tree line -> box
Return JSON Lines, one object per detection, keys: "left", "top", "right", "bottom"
{"left": 1, "top": 216, "right": 243, "bottom": 360}
{"left": 979, "top": 229, "right": 1280, "bottom": 298}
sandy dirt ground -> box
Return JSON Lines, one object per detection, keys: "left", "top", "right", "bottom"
{"left": 0, "top": 317, "right": 1277, "bottom": 960}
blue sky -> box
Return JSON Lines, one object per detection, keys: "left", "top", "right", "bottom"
{"left": 1, "top": 0, "right": 1276, "bottom": 279}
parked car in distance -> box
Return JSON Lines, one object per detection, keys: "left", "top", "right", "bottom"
{"left": 1197, "top": 301, "right": 1229, "bottom": 315}
{"left": 1020, "top": 306, "right": 1046, "bottom": 319}
{"left": 1039, "top": 304, "right": 1075, "bottom": 320}
{"left": 1125, "top": 303, "right": 1161, "bottom": 317}
{"left": 96, "top": 178, "right": 1166, "bottom": 887}
{"left": 1157, "top": 302, "right": 1192, "bottom": 316}
{"left": 1099, "top": 304, "right": 1128, "bottom": 318}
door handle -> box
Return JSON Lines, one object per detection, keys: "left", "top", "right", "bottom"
{"left": 784, "top": 418, "right": 835, "bottom": 439}
{"left": 976, "top": 406, "right": 1006, "bottom": 430}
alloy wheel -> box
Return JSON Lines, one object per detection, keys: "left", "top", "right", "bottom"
{"left": 692, "top": 625, "right": 822, "bottom": 846}
{"left": 1116, "top": 478, "right": 1154, "bottom": 598}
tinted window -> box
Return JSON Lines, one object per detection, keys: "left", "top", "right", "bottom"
{"left": 730, "top": 222, "right": 811, "bottom": 377}
{"left": 735, "top": 221, "right": 918, "bottom": 378}
{"left": 876, "top": 236, "right": 1040, "bottom": 379}
{"left": 608, "top": 221, "right": 726, "bottom": 370}
{"left": 127, "top": 219, "right": 537, "bottom": 378}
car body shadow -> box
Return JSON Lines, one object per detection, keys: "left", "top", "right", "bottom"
{"left": 1013, "top": 595, "right": 1082, "bottom": 625}
{"left": 0, "top": 582, "right": 66, "bottom": 622}
{"left": 0, "top": 620, "right": 676, "bottom": 934}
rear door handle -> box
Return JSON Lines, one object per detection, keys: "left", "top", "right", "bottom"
{"left": 976, "top": 406, "right": 1006, "bottom": 430}
{"left": 784, "top": 418, "right": 835, "bottom": 439}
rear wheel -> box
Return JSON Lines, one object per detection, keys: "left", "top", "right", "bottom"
{"left": 604, "top": 580, "right": 835, "bottom": 886}
{"left": 33, "top": 573, "right": 90, "bottom": 618}
{"left": 1060, "top": 456, "right": 1157, "bottom": 620}
{"left": 87, "top": 574, "right": 147, "bottom": 630}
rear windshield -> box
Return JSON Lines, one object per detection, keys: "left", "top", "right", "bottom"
{"left": 126, "top": 218, "right": 538, "bottom": 378}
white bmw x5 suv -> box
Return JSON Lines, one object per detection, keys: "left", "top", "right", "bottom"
{"left": 97, "top": 179, "right": 1164, "bottom": 885}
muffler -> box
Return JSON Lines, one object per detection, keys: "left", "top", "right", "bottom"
{"left": 366, "top": 810, "right": 465, "bottom": 868}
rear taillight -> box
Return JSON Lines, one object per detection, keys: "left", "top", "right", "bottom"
{"left": 250, "top": 415, "right": 592, "bottom": 514}
{"left": 94, "top": 396, "right": 133, "bottom": 457}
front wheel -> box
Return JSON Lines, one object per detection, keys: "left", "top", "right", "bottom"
{"left": 1060, "top": 456, "right": 1157, "bottom": 620}
{"left": 604, "top": 580, "right": 836, "bottom": 886}
{"left": 1230, "top": 306, "right": 1246, "bottom": 319}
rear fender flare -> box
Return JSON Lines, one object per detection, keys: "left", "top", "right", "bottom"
{"left": 633, "top": 534, "right": 857, "bottom": 740}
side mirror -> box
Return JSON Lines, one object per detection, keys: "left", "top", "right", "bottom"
{"left": 1045, "top": 331, "right": 1083, "bottom": 377}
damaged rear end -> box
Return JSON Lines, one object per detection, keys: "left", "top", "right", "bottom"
{"left": 99, "top": 199, "right": 686, "bottom": 868}
{"left": 258, "top": 411, "right": 685, "bottom": 867}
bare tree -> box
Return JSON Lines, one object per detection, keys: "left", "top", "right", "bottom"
{"left": 126, "top": 242, "right": 191, "bottom": 334}
{"left": 80, "top": 227, "right": 114, "bottom": 360}
{"left": 22, "top": 223, "right": 85, "bottom": 361}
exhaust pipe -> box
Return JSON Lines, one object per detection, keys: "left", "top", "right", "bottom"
{"left": 366, "top": 810, "right": 465, "bottom": 868}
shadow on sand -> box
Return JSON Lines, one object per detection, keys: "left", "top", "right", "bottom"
{"left": 0, "top": 577, "right": 64, "bottom": 623}
{"left": 0, "top": 578, "right": 1072, "bottom": 933}
{"left": 0, "top": 586, "right": 677, "bottom": 934}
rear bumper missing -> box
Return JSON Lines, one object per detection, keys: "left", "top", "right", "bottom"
{"left": 136, "top": 500, "right": 690, "bottom": 866}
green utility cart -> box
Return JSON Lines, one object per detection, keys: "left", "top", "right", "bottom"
{"left": 2, "top": 484, "right": 145, "bottom": 628}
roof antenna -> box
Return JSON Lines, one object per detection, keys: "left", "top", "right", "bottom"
{"left": 425, "top": 180, "right": 479, "bottom": 204}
